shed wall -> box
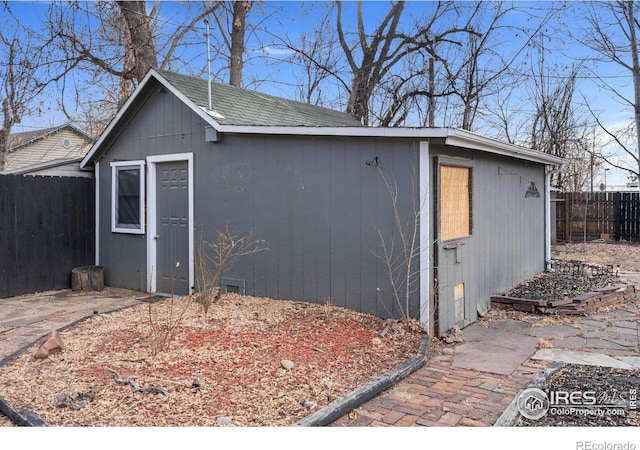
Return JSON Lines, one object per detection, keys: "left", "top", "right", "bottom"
{"left": 97, "top": 87, "right": 421, "bottom": 319}
{"left": 95, "top": 85, "right": 549, "bottom": 328}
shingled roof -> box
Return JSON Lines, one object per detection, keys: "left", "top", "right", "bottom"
{"left": 82, "top": 68, "right": 567, "bottom": 169}
{"left": 158, "top": 70, "right": 363, "bottom": 128}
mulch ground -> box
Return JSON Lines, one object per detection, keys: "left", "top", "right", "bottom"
{"left": 0, "top": 293, "right": 424, "bottom": 426}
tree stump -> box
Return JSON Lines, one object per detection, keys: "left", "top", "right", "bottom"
{"left": 71, "top": 266, "right": 104, "bottom": 291}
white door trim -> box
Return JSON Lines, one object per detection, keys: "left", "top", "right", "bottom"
{"left": 146, "top": 152, "right": 194, "bottom": 294}
{"left": 94, "top": 161, "right": 100, "bottom": 266}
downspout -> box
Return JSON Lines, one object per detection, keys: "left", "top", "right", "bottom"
{"left": 545, "top": 165, "right": 564, "bottom": 271}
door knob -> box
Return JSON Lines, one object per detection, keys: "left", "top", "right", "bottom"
{"left": 154, "top": 235, "right": 160, "bottom": 240}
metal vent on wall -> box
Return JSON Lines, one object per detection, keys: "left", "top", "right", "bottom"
{"left": 220, "top": 277, "right": 245, "bottom": 295}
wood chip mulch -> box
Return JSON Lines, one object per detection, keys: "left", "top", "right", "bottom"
{"left": 0, "top": 293, "right": 424, "bottom": 426}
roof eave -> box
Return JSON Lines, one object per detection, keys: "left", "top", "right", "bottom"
{"left": 80, "top": 69, "right": 564, "bottom": 169}
{"left": 215, "top": 125, "right": 566, "bottom": 166}
{"left": 81, "top": 69, "right": 220, "bottom": 168}
{"left": 443, "top": 128, "right": 566, "bottom": 167}
{"left": 2, "top": 157, "right": 85, "bottom": 175}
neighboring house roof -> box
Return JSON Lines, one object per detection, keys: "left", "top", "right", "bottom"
{"left": 4, "top": 124, "right": 93, "bottom": 172}
{"left": 82, "top": 68, "right": 566, "bottom": 169}
{"left": 2, "top": 156, "right": 93, "bottom": 177}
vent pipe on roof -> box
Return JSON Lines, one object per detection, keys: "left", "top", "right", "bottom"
{"left": 204, "top": 18, "right": 212, "bottom": 112}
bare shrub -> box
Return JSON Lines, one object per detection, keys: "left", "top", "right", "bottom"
{"left": 195, "top": 226, "right": 269, "bottom": 316}
{"left": 141, "top": 263, "right": 193, "bottom": 356}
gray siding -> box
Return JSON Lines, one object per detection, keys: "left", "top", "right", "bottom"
{"left": 95, "top": 85, "right": 549, "bottom": 328}
{"left": 97, "top": 86, "right": 206, "bottom": 291}
{"left": 431, "top": 145, "right": 546, "bottom": 333}
{"left": 194, "top": 133, "right": 420, "bottom": 319}
{"left": 97, "top": 86, "right": 421, "bottom": 319}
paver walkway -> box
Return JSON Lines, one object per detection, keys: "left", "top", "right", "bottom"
{"left": 333, "top": 276, "right": 640, "bottom": 427}
{"left": 0, "top": 288, "right": 145, "bottom": 362}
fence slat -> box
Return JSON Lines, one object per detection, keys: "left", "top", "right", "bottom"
{"left": 556, "top": 191, "right": 640, "bottom": 242}
{"left": 0, "top": 175, "right": 95, "bottom": 298}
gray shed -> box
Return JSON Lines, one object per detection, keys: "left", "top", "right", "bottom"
{"left": 81, "top": 69, "right": 565, "bottom": 336}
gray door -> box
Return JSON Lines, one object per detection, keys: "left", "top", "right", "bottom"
{"left": 155, "top": 160, "right": 189, "bottom": 295}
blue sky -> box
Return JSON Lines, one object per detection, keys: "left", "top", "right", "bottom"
{"left": 4, "top": 1, "right": 638, "bottom": 186}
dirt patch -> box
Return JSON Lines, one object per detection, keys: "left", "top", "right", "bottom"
{"left": 553, "top": 241, "right": 640, "bottom": 272}
{"left": 0, "top": 293, "right": 423, "bottom": 427}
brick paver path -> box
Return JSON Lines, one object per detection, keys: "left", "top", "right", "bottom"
{"left": 332, "top": 345, "right": 553, "bottom": 427}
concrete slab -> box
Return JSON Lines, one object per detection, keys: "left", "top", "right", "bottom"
{"left": 618, "top": 356, "right": 640, "bottom": 368}
{"left": 525, "top": 324, "right": 582, "bottom": 339}
{"left": 0, "top": 288, "right": 144, "bottom": 361}
{"left": 453, "top": 325, "right": 539, "bottom": 375}
{"left": 531, "top": 348, "right": 635, "bottom": 369}
{"left": 584, "top": 337, "right": 635, "bottom": 351}
{"left": 548, "top": 336, "right": 587, "bottom": 349}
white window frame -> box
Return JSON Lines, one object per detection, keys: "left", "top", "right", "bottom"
{"left": 111, "top": 160, "right": 146, "bottom": 234}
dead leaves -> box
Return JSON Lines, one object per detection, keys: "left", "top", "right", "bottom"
{"left": 0, "top": 293, "right": 423, "bottom": 426}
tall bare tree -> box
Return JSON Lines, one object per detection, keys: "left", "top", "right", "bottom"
{"left": 0, "top": 4, "right": 62, "bottom": 170}
{"left": 116, "top": 1, "right": 158, "bottom": 82}
{"left": 526, "top": 38, "right": 597, "bottom": 192}
{"left": 579, "top": 1, "right": 640, "bottom": 187}
{"left": 229, "top": 1, "right": 252, "bottom": 87}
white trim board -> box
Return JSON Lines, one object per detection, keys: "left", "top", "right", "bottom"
{"left": 95, "top": 161, "right": 100, "bottom": 266}
{"left": 419, "top": 141, "right": 431, "bottom": 333}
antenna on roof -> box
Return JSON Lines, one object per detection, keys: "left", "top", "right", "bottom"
{"left": 204, "top": 18, "right": 212, "bottom": 112}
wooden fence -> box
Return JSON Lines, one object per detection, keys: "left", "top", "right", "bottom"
{"left": 0, "top": 174, "right": 94, "bottom": 298}
{"left": 555, "top": 191, "right": 640, "bottom": 242}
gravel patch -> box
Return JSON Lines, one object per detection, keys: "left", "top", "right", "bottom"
{"left": 517, "top": 364, "right": 639, "bottom": 427}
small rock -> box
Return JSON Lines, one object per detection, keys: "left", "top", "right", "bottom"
{"left": 300, "top": 400, "right": 317, "bottom": 409}
{"left": 281, "top": 359, "right": 294, "bottom": 370}
{"left": 442, "top": 326, "right": 464, "bottom": 344}
{"left": 34, "top": 331, "right": 64, "bottom": 360}
{"left": 372, "top": 337, "right": 382, "bottom": 346}
{"left": 217, "top": 416, "right": 232, "bottom": 425}
{"left": 322, "top": 379, "right": 333, "bottom": 391}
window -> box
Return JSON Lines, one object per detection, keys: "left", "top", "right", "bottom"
{"left": 440, "top": 165, "right": 472, "bottom": 241}
{"left": 111, "top": 161, "right": 145, "bottom": 234}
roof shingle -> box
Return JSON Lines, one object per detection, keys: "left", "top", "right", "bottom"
{"left": 158, "top": 70, "right": 363, "bottom": 128}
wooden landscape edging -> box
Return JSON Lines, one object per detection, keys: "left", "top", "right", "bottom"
{"left": 491, "top": 283, "right": 636, "bottom": 315}
{"left": 293, "top": 336, "right": 431, "bottom": 427}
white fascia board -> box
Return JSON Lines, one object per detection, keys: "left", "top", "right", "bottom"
{"left": 80, "top": 69, "right": 221, "bottom": 169}
{"left": 150, "top": 71, "right": 222, "bottom": 127}
{"left": 443, "top": 129, "right": 566, "bottom": 167}
{"left": 215, "top": 124, "right": 451, "bottom": 139}
{"left": 217, "top": 125, "right": 567, "bottom": 166}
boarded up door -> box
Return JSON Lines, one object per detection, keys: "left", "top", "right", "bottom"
{"left": 435, "top": 160, "right": 475, "bottom": 335}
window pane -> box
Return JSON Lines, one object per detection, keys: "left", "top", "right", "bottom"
{"left": 440, "top": 165, "right": 470, "bottom": 240}
{"left": 117, "top": 168, "right": 140, "bottom": 226}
